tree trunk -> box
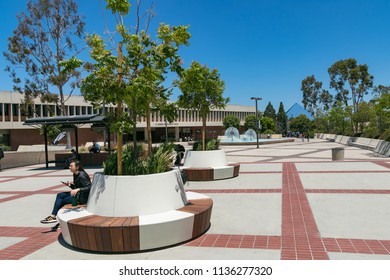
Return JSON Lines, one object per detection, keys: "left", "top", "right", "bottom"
{"left": 146, "top": 107, "right": 152, "bottom": 155}
{"left": 117, "top": 102, "right": 123, "bottom": 175}
{"left": 202, "top": 116, "right": 206, "bottom": 151}
{"left": 132, "top": 97, "right": 137, "bottom": 159}
{"left": 117, "top": 42, "right": 123, "bottom": 175}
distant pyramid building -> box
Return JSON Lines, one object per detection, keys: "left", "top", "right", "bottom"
{"left": 286, "top": 103, "right": 313, "bottom": 120}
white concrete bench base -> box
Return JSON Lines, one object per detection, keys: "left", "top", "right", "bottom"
{"left": 182, "top": 150, "right": 240, "bottom": 181}
{"left": 183, "top": 163, "right": 240, "bottom": 181}
{"left": 57, "top": 192, "right": 212, "bottom": 253}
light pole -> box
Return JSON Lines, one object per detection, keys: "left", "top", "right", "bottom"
{"left": 251, "top": 97, "right": 262, "bottom": 148}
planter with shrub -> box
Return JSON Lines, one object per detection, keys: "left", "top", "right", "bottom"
{"left": 183, "top": 139, "right": 240, "bottom": 181}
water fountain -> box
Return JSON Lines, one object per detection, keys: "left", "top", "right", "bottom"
{"left": 218, "top": 127, "right": 295, "bottom": 145}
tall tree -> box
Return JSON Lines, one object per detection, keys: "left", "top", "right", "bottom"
{"left": 175, "top": 61, "right": 229, "bottom": 150}
{"left": 328, "top": 58, "right": 374, "bottom": 114}
{"left": 263, "top": 101, "right": 276, "bottom": 121}
{"left": 328, "top": 101, "right": 353, "bottom": 135}
{"left": 301, "top": 75, "right": 322, "bottom": 114}
{"left": 372, "top": 85, "right": 390, "bottom": 135}
{"left": 319, "top": 89, "right": 333, "bottom": 112}
{"left": 74, "top": 0, "right": 190, "bottom": 174}
{"left": 352, "top": 101, "right": 376, "bottom": 136}
{"left": 289, "top": 114, "right": 311, "bottom": 135}
{"left": 276, "top": 102, "right": 288, "bottom": 135}
{"left": 4, "top": 0, "right": 85, "bottom": 147}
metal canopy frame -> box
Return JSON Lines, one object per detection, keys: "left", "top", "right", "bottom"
{"left": 23, "top": 114, "right": 111, "bottom": 168}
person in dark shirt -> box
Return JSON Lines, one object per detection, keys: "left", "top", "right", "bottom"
{"left": 40, "top": 160, "right": 91, "bottom": 224}
{"left": 89, "top": 140, "right": 101, "bottom": 153}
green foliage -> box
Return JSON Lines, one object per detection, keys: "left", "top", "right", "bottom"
{"left": 276, "top": 102, "right": 288, "bottom": 135}
{"left": 361, "top": 126, "right": 379, "bottom": 138}
{"left": 0, "top": 135, "right": 9, "bottom": 147}
{"left": 192, "top": 139, "right": 220, "bottom": 151}
{"left": 300, "top": 58, "right": 379, "bottom": 135}
{"left": 65, "top": 1, "right": 191, "bottom": 174}
{"left": 206, "top": 139, "right": 220, "bottom": 151}
{"left": 328, "top": 58, "right": 374, "bottom": 115}
{"left": 263, "top": 129, "right": 275, "bottom": 134}
{"left": 263, "top": 102, "right": 276, "bottom": 120}
{"left": 260, "top": 117, "right": 276, "bottom": 132}
{"left": 244, "top": 114, "right": 257, "bottom": 130}
{"left": 327, "top": 102, "right": 353, "bottom": 135}
{"left": 175, "top": 61, "right": 229, "bottom": 150}
{"left": 103, "top": 142, "right": 175, "bottom": 175}
{"left": 379, "top": 129, "right": 390, "bottom": 141}
{"left": 223, "top": 115, "right": 240, "bottom": 130}
{"left": 352, "top": 101, "right": 376, "bottom": 134}
{"left": 106, "top": 0, "right": 130, "bottom": 14}
{"left": 4, "top": 0, "right": 85, "bottom": 115}
{"left": 0, "top": 145, "right": 11, "bottom": 151}
{"left": 301, "top": 75, "right": 323, "bottom": 115}
{"left": 289, "top": 114, "right": 312, "bottom": 134}
{"left": 40, "top": 125, "right": 62, "bottom": 143}
{"left": 372, "top": 90, "right": 390, "bottom": 134}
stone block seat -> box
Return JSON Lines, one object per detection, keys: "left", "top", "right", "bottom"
{"left": 181, "top": 150, "right": 240, "bottom": 181}
{"left": 57, "top": 171, "right": 212, "bottom": 253}
{"left": 349, "top": 137, "right": 383, "bottom": 151}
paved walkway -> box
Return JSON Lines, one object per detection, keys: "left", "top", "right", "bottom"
{"left": 1, "top": 138, "right": 390, "bottom": 260}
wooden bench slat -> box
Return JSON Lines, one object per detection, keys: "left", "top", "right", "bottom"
{"left": 122, "top": 217, "right": 140, "bottom": 252}
{"left": 177, "top": 199, "right": 213, "bottom": 237}
{"left": 109, "top": 217, "right": 127, "bottom": 252}
{"left": 63, "top": 196, "right": 211, "bottom": 252}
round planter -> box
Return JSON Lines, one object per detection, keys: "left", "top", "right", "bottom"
{"left": 86, "top": 170, "right": 188, "bottom": 216}
{"left": 57, "top": 170, "right": 213, "bottom": 253}
{"left": 183, "top": 149, "right": 228, "bottom": 168}
{"left": 182, "top": 150, "right": 240, "bottom": 181}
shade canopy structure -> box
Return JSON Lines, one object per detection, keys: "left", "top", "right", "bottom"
{"left": 23, "top": 114, "right": 111, "bottom": 168}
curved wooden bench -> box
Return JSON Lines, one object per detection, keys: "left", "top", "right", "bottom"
{"left": 183, "top": 163, "right": 240, "bottom": 181}
{"left": 58, "top": 194, "right": 212, "bottom": 253}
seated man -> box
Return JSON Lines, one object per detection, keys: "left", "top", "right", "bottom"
{"left": 89, "top": 141, "right": 100, "bottom": 153}
{"left": 174, "top": 144, "right": 185, "bottom": 165}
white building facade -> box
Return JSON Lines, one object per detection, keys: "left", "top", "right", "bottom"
{"left": 0, "top": 90, "right": 255, "bottom": 150}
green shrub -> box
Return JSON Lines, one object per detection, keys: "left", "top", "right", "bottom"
{"left": 263, "top": 129, "right": 275, "bottom": 134}
{"left": 103, "top": 142, "right": 175, "bottom": 175}
{"left": 206, "top": 138, "right": 220, "bottom": 150}
{"left": 379, "top": 129, "right": 390, "bottom": 141}
{"left": 362, "top": 127, "right": 378, "bottom": 138}
{"left": 0, "top": 145, "right": 11, "bottom": 151}
{"left": 192, "top": 139, "right": 220, "bottom": 151}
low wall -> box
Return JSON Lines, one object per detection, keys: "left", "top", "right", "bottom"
{"left": 0, "top": 150, "right": 110, "bottom": 170}
{"left": 316, "top": 133, "right": 390, "bottom": 157}
{"left": 0, "top": 151, "right": 57, "bottom": 170}
{"left": 259, "top": 134, "right": 282, "bottom": 139}
{"left": 55, "top": 152, "right": 109, "bottom": 167}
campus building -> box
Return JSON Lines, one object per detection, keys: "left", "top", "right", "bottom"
{"left": 0, "top": 90, "right": 255, "bottom": 150}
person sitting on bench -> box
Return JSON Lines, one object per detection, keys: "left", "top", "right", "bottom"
{"left": 40, "top": 160, "right": 91, "bottom": 227}
{"left": 89, "top": 140, "right": 100, "bottom": 153}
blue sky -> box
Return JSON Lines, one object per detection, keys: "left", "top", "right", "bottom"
{"left": 1, "top": 0, "right": 390, "bottom": 111}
